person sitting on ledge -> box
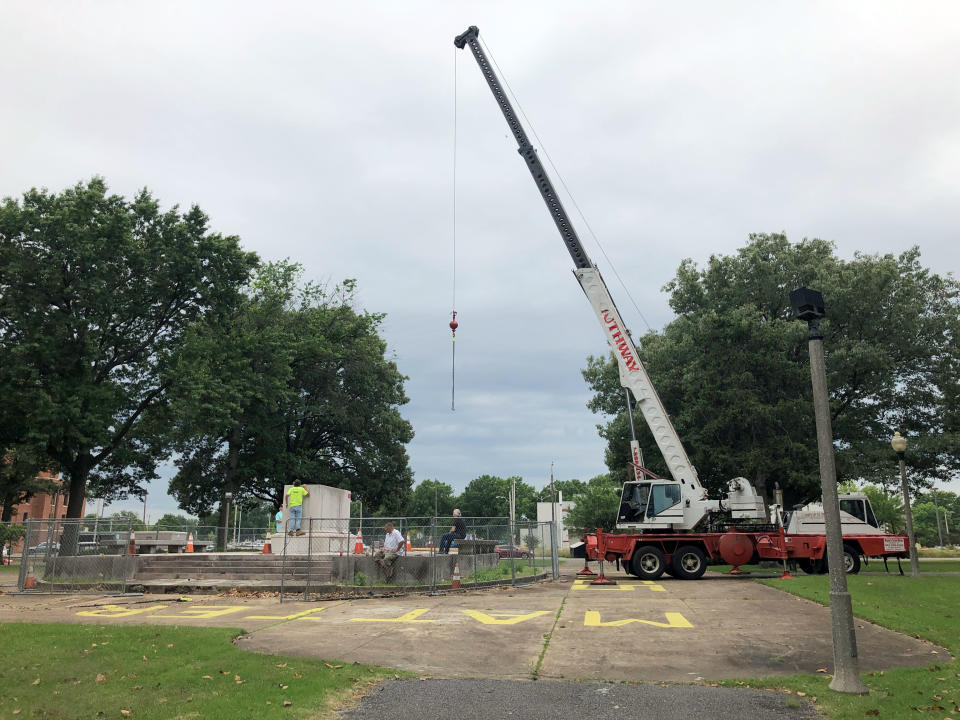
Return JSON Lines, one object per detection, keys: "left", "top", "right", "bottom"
{"left": 439, "top": 509, "right": 467, "bottom": 554}
{"left": 374, "top": 522, "right": 406, "bottom": 580}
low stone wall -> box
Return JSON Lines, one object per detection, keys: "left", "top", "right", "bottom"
{"left": 333, "top": 553, "right": 498, "bottom": 585}
{"left": 39, "top": 555, "right": 137, "bottom": 582}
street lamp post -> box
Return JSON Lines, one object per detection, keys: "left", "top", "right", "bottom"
{"left": 221, "top": 492, "right": 233, "bottom": 552}
{"left": 791, "top": 287, "right": 868, "bottom": 695}
{"left": 891, "top": 432, "right": 920, "bottom": 576}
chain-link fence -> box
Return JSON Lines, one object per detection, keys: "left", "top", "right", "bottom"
{"left": 17, "top": 518, "right": 135, "bottom": 593}
{"left": 277, "top": 516, "right": 559, "bottom": 602}
{"left": 10, "top": 515, "right": 559, "bottom": 598}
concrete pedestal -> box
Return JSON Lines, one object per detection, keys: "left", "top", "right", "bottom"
{"left": 269, "top": 531, "right": 352, "bottom": 555}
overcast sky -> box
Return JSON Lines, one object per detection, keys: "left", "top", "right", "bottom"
{"left": 3, "top": 2, "right": 958, "bottom": 519}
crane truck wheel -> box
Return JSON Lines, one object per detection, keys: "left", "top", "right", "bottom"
{"left": 670, "top": 545, "right": 708, "bottom": 580}
{"left": 630, "top": 545, "right": 666, "bottom": 580}
{"left": 842, "top": 544, "right": 861, "bottom": 574}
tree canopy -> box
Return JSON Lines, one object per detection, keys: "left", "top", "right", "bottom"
{"left": 0, "top": 179, "right": 258, "bottom": 526}
{"left": 584, "top": 234, "right": 959, "bottom": 505}
{"left": 167, "top": 263, "right": 415, "bottom": 526}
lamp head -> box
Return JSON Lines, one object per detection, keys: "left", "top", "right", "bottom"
{"left": 891, "top": 431, "right": 907, "bottom": 454}
{"left": 790, "top": 287, "right": 826, "bottom": 322}
{"left": 225, "top": 492, "right": 233, "bottom": 501}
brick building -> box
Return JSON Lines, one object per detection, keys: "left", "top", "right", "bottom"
{"left": 9, "top": 471, "right": 86, "bottom": 522}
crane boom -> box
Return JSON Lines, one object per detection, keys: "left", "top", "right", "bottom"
{"left": 455, "top": 26, "right": 714, "bottom": 521}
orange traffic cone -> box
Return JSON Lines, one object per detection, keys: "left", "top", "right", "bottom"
{"left": 24, "top": 562, "right": 36, "bottom": 590}
{"left": 406, "top": 532, "right": 412, "bottom": 552}
{"left": 353, "top": 529, "right": 364, "bottom": 555}
{"left": 127, "top": 530, "right": 137, "bottom": 556}
{"left": 262, "top": 536, "right": 272, "bottom": 554}
{"left": 185, "top": 532, "right": 194, "bottom": 553}
{"left": 451, "top": 561, "right": 461, "bottom": 589}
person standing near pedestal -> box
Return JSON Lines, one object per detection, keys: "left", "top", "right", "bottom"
{"left": 274, "top": 508, "right": 283, "bottom": 534}
{"left": 285, "top": 480, "right": 309, "bottom": 536}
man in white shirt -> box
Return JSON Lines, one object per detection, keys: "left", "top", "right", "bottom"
{"left": 374, "top": 522, "right": 406, "bottom": 580}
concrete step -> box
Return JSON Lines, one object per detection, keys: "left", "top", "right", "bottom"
{"left": 134, "top": 572, "right": 334, "bottom": 581}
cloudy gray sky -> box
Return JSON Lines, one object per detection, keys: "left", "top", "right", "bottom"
{"left": 3, "top": 2, "right": 958, "bottom": 518}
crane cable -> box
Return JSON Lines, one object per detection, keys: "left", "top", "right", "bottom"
{"left": 450, "top": 45, "right": 459, "bottom": 411}
{"left": 479, "top": 36, "right": 654, "bottom": 335}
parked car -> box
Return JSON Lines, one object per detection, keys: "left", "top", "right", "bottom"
{"left": 28, "top": 541, "right": 60, "bottom": 555}
{"left": 495, "top": 544, "right": 532, "bottom": 559}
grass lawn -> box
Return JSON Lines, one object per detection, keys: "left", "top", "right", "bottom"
{"left": 720, "top": 573, "right": 960, "bottom": 719}
{"left": 709, "top": 558, "right": 960, "bottom": 574}
{"left": 0, "top": 564, "right": 20, "bottom": 575}
{"left": 0, "top": 623, "right": 396, "bottom": 719}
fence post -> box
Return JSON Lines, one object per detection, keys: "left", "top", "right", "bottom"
{"left": 304, "top": 517, "right": 313, "bottom": 601}
{"left": 279, "top": 517, "right": 289, "bottom": 603}
{"left": 551, "top": 520, "right": 559, "bottom": 580}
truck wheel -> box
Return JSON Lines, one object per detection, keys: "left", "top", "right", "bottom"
{"left": 798, "top": 559, "right": 821, "bottom": 575}
{"left": 670, "top": 545, "right": 708, "bottom": 580}
{"left": 630, "top": 545, "right": 666, "bottom": 580}
{"left": 842, "top": 545, "right": 861, "bottom": 574}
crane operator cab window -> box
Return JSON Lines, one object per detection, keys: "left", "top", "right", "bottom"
{"left": 619, "top": 482, "right": 683, "bottom": 523}
{"left": 840, "top": 497, "right": 880, "bottom": 529}
{"left": 649, "top": 483, "right": 682, "bottom": 517}
{"left": 619, "top": 482, "right": 650, "bottom": 523}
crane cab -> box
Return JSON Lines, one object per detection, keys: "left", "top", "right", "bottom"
{"left": 617, "top": 480, "right": 684, "bottom": 530}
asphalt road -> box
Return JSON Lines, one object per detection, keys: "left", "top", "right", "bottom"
{"left": 340, "top": 678, "right": 820, "bottom": 720}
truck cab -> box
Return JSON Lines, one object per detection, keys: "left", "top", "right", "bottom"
{"left": 785, "top": 492, "right": 885, "bottom": 535}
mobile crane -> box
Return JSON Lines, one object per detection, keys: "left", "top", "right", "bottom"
{"left": 455, "top": 26, "right": 909, "bottom": 579}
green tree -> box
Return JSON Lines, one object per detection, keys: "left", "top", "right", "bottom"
{"left": 166, "top": 261, "right": 300, "bottom": 546}
{"left": 562, "top": 474, "right": 621, "bottom": 535}
{"left": 168, "top": 269, "right": 415, "bottom": 531}
{"left": 536, "top": 478, "right": 587, "bottom": 503}
{"left": 584, "top": 235, "right": 960, "bottom": 506}
{"left": 458, "top": 475, "right": 537, "bottom": 520}
{"left": 0, "top": 179, "right": 257, "bottom": 534}
{"left": 859, "top": 484, "right": 904, "bottom": 534}
{"left": 106, "top": 510, "right": 146, "bottom": 531}
{"left": 154, "top": 513, "right": 197, "bottom": 531}
{"left": 523, "top": 531, "right": 540, "bottom": 552}
{"left": 405, "top": 479, "right": 456, "bottom": 518}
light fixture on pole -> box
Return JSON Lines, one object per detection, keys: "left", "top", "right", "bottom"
{"left": 221, "top": 492, "right": 233, "bottom": 552}
{"left": 791, "top": 286, "right": 868, "bottom": 695}
{"left": 891, "top": 432, "right": 920, "bottom": 576}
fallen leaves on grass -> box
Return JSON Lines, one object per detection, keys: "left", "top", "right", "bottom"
{"left": 121, "top": 711, "right": 131, "bottom": 717}
{"left": 816, "top": 668, "right": 828, "bottom": 673}
{"left": 31, "top": 678, "right": 40, "bottom": 685}
{"left": 865, "top": 711, "right": 879, "bottom": 716}
{"left": 96, "top": 674, "right": 107, "bottom": 684}
{"left": 202, "top": 676, "right": 213, "bottom": 680}
{"left": 282, "top": 701, "right": 292, "bottom": 707}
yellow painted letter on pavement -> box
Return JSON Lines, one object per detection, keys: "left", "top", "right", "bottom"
{"left": 168, "top": 605, "right": 247, "bottom": 619}
{"left": 77, "top": 603, "right": 168, "bottom": 618}
{"left": 246, "top": 608, "right": 326, "bottom": 620}
{"left": 461, "top": 610, "right": 550, "bottom": 625}
{"left": 583, "top": 611, "right": 693, "bottom": 628}
{"left": 351, "top": 609, "right": 433, "bottom": 623}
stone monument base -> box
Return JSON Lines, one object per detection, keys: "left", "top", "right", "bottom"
{"left": 268, "top": 531, "right": 352, "bottom": 555}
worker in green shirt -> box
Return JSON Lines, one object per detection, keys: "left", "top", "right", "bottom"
{"left": 284, "top": 479, "right": 309, "bottom": 536}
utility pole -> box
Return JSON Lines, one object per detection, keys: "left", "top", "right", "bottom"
{"left": 791, "top": 287, "right": 868, "bottom": 695}
{"left": 550, "top": 462, "right": 559, "bottom": 580}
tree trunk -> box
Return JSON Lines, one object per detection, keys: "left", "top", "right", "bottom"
{"left": 217, "top": 424, "right": 243, "bottom": 552}
{"left": 61, "top": 454, "right": 93, "bottom": 554}
{"left": 1, "top": 492, "right": 15, "bottom": 522}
